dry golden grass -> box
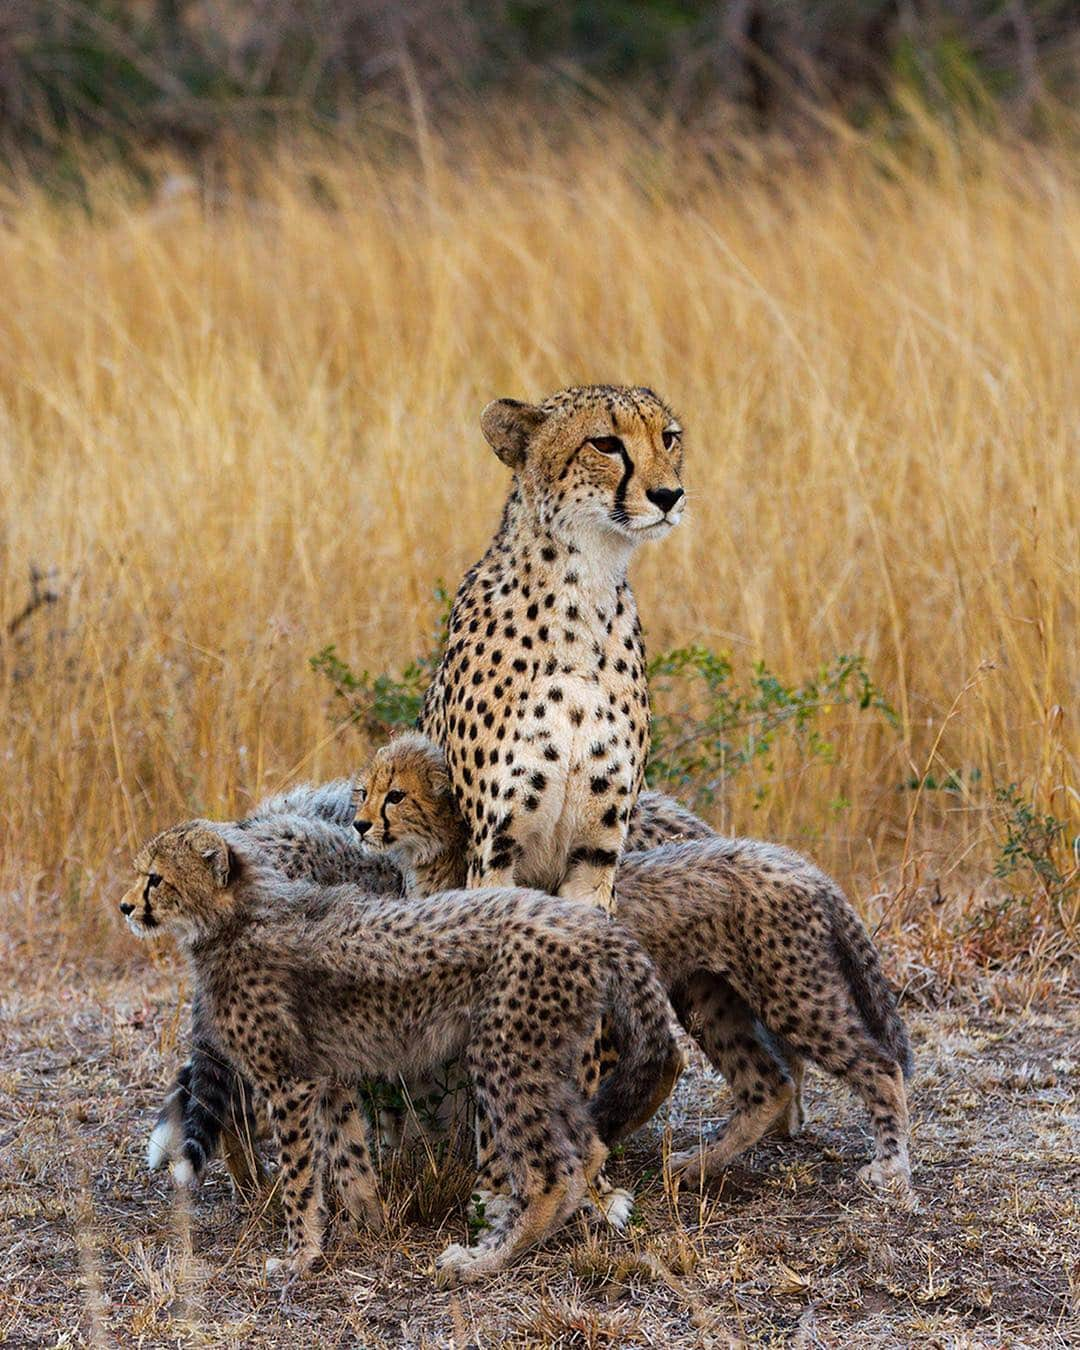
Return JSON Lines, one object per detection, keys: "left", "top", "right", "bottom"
{"left": 0, "top": 109, "right": 1077, "bottom": 973}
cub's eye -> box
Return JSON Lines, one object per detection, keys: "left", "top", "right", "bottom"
{"left": 588, "top": 436, "right": 624, "bottom": 456}
{"left": 147, "top": 873, "right": 162, "bottom": 888}
{"left": 386, "top": 789, "right": 406, "bottom": 805}
{"left": 662, "top": 428, "right": 680, "bottom": 450}
{"left": 353, "top": 786, "right": 366, "bottom": 804}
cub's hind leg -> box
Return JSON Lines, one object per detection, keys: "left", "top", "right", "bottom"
{"left": 466, "top": 1027, "right": 633, "bottom": 1232}
{"left": 758, "top": 987, "right": 915, "bottom": 1206}
{"left": 322, "top": 1083, "right": 383, "bottom": 1232}
{"left": 438, "top": 1047, "right": 595, "bottom": 1284}
{"left": 263, "top": 1079, "right": 329, "bottom": 1278}
{"left": 669, "top": 974, "right": 796, "bottom": 1185}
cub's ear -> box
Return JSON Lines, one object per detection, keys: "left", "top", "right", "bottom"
{"left": 480, "top": 399, "right": 547, "bottom": 470}
{"left": 188, "top": 827, "right": 234, "bottom": 887}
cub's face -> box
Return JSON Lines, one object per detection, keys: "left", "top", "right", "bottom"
{"left": 481, "top": 385, "right": 685, "bottom": 547}
{"left": 118, "top": 823, "right": 234, "bottom": 940}
{"left": 353, "top": 735, "right": 455, "bottom": 862}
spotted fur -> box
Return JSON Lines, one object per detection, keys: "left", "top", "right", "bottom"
{"left": 147, "top": 806, "right": 402, "bottom": 1190}
{"left": 120, "top": 822, "right": 680, "bottom": 1282}
{"left": 417, "top": 386, "right": 685, "bottom": 1221}
{"left": 357, "top": 735, "right": 916, "bottom": 1203}
{"left": 418, "top": 385, "right": 685, "bottom": 909}
{"left": 149, "top": 775, "right": 707, "bottom": 1192}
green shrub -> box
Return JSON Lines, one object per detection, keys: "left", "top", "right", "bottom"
{"left": 311, "top": 589, "right": 895, "bottom": 815}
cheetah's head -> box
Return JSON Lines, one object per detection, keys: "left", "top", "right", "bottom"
{"left": 353, "top": 733, "right": 460, "bottom": 865}
{"left": 480, "top": 385, "right": 685, "bottom": 548}
{"left": 119, "top": 822, "right": 238, "bottom": 941}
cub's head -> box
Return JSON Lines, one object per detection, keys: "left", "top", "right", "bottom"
{"left": 353, "top": 733, "right": 459, "bottom": 863}
{"left": 119, "top": 822, "right": 237, "bottom": 941}
{"left": 480, "top": 385, "right": 685, "bottom": 547}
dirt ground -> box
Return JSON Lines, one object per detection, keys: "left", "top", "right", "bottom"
{"left": 1, "top": 956, "right": 1076, "bottom": 1349}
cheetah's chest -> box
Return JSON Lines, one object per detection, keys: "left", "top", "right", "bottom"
{"left": 507, "top": 671, "right": 643, "bottom": 889}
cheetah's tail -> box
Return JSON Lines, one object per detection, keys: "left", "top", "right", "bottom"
{"left": 147, "top": 1060, "right": 191, "bottom": 1177}
{"left": 591, "top": 934, "right": 684, "bottom": 1144}
{"left": 828, "top": 892, "right": 914, "bottom": 1078}
{"left": 148, "top": 1050, "right": 263, "bottom": 1191}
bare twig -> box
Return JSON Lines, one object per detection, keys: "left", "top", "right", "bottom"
{"left": 4, "top": 566, "right": 61, "bottom": 639}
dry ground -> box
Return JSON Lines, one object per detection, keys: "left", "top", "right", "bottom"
{"left": 2, "top": 948, "right": 1076, "bottom": 1348}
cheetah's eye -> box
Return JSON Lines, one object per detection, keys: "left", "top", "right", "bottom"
{"left": 587, "top": 436, "right": 625, "bottom": 456}
{"left": 147, "top": 873, "right": 162, "bottom": 888}
{"left": 386, "top": 789, "right": 405, "bottom": 805}
{"left": 353, "top": 787, "right": 366, "bottom": 805}
{"left": 662, "top": 427, "right": 680, "bottom": 450}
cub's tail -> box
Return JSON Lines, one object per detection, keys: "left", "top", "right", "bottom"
{"left": 591, "top": 928, "right": 684, "bottom": 1143}
{"left": 147, "top": 1049, "right": 263, "bottom": 1192}
{"left": 828, "top": 892, "right": 914, "bottom": 1077}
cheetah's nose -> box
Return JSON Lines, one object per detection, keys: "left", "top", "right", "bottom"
{"left": 119, "top": 902, "right": 135, "bottom": 916}
{"left": 354, "top": 819, "right": 372, "bottom": 837}
{"left": 646, "top": 486, "right": 684, "bottom": 515}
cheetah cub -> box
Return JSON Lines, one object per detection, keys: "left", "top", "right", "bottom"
{"left": 419, "top": 385, "right": 685, "bottom": 910}
{"left": 119, "top": 822, "right": 680, "bottom": 1283}
{"left": 355, "top": 735, "right": 917, "bottom": 1205}
{"left": 149, "top": 769, "right": 710, "bottom": 1197}
{"left": 146, "top": 807, "right": 403, "bottom": 1194}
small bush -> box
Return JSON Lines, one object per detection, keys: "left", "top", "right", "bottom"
{"left": 311, "top": 599, "right": 895, "bottom": 816}
{"left": 646, "top": 648, "right": 896, "bottom": 810}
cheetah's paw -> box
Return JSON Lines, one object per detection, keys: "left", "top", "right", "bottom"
{"left": 594, "top": 1186, "right": 635, "bottom": 1231}
{"left": 858, "top": 1158, "right": 918, "bottom": 1211}
{"left": 435, "top": 1243, "right": 493, "bottom": 1288}
{"left": 667, "top": 1146, "right": 708, "bottom": 1186}
{"left": 264, "top": 1249, "right": 320, "bottom": 1281}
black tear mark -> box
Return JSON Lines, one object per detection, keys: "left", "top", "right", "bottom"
{"left": 611, "top": 444, "right": 635, "bottom": 525}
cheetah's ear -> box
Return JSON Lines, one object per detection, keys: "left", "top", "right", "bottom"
{"left": 480, "top": 399, "right": 547, "bottom": 470}
{"left": 429, "top": 757, "right": 452, "bottom": 802}
{"left": 187, "top": 827, "right": 234, "bottom": 888}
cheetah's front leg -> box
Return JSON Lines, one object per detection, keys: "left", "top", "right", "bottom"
{"left": 263, "top": 1079, "right": 328, "bottom": 1279}
{"left": 557, "top": 849, "right": 619, "bottom": 913}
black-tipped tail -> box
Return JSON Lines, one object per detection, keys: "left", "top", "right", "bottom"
{"left": 149, "top": 1048, "right": 261, "bottom": 1189}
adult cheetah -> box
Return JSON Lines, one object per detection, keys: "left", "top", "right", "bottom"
{"left": 417, "top": 384, "right": 685, "bottom": 912}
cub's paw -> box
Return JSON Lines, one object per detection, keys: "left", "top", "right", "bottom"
{"left": 264, "top": 1249, "right": 321, "bottom": 1281}
{"left": 435, "top": 1243, "right": 488, "bottom": 1288}
{"left": 781, "top": 1097, "right": 807, "bottom": 1139}
{"left": 593, "top": 1185, "right": 635, "bottom": 1231}
{"left": 667, "top": 1146, "right": 708, "bottom": 1187}
{"left": 858, "top": 1158, "right": 918, "bottom": 1211}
